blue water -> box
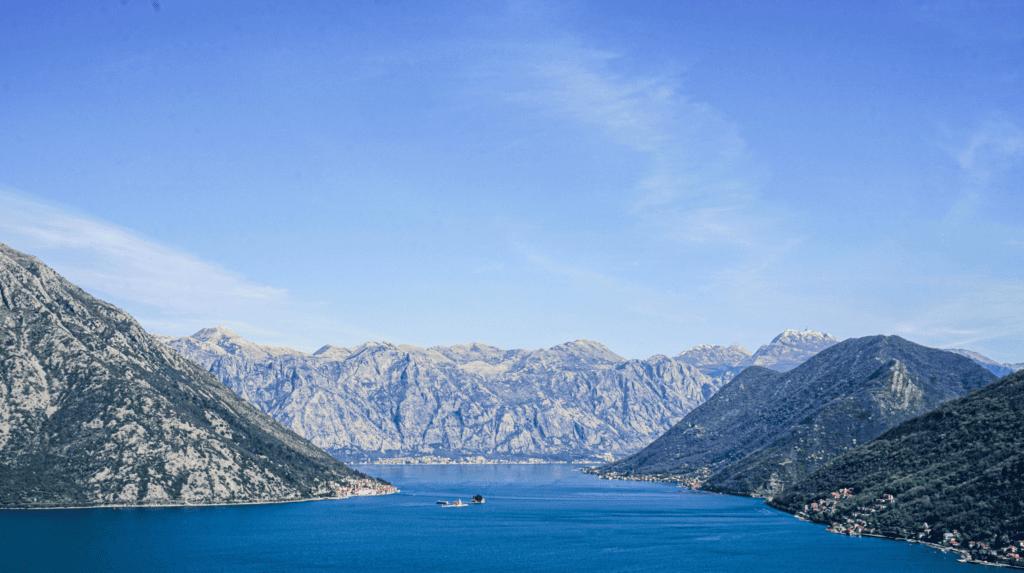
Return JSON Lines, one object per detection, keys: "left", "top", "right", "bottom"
{"left": 1, "top": 464, "right": 970, "bottom": 572}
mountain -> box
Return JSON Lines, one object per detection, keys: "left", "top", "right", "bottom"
{"left": 947, "top": 348, "right": 1024, "bottom": 379}
{"left": 159, "top": 329, "right": 732, "bottom": 461}
{"left": 673, "top": 344, "right": 752, "bottom": 387}
{"left": 595, "top": 335, "right": 996, "bottom": 497}
{"left": 769, "top": 369, "right": 1024, "bottom": 557}
{"left": 748, "top": 329, "right": 841, "bottom": 371}
{"left": 674, "top": 329, "right": 839, "bottom": 386}
{"left": 0, "top": 243, "right": 372, "bottom": 509}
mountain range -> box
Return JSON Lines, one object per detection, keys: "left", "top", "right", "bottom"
{"left": 0, "top": 243, "right": 371, "bottom": 508}
{"left": 595, "top": 335, "right": 997, "bottom": 497}
{"left": 157, "top": 328, "right": 838, "bottom": 461}
{"left": 674, "top": 329, "right": 840, "bottom": 385}
{"left": 947, "top": 349, "right": 1024, "bottom": 378}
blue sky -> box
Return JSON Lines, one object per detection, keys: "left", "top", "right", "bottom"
{"left": 1, "top": 0, "right": 1022, "bottom": 361}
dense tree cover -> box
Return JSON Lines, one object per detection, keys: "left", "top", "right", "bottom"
{"left": 770, "top": 370, "right": 1024, "bottom": 545}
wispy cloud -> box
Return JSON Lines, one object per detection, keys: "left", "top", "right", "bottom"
{"left": 499, "top": 45, "right": 805, "bottom": 338}
{"left": 0, "top": 189, "right": 288, "bottom": 307}
{"left": 894, "top": 122, "right": 1024, "bottom": 361}
{"left": 955, "top": 120, "right": 1024, "bottom": 173}
{"left": 0, "top": 189, "right": 378, "bottom": 350}
{"left": 893, "top": 278, "right": 1024, "bottom": 356}
{"left": 514, "top": 48, "right": 783, "bottom": 250}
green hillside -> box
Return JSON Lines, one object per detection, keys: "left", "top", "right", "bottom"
{"left": 770, "top": 370, "right": 1024, "bottom": 565}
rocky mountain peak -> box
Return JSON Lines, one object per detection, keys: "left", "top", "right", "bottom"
{"left": 551, "top": 339, "right": 623, "bottom": 361}
{"left": 766, "top": 328, "right": 838, "bottom": 348}
{"left": 675, "top": 344, "right": 752, "bottom": 366}
{"left": 312, "top": 344, "right": 352, "bottom": 360}
{"left": 751, "top": 329, "right": 840, "bottom": 372}
{"left": 522, "top": 339, "right": 624, "bottom": 371}
{"left": 348, "top": 340, "right": 397, "bottom": 355}
{"left": 431, "top": 342, "right": 510, "bottom": 365}
{"left": 192, "top": 325, "right": 241, "bottom": 342}
{"left": 0, "top": 243, "right": 371, "bottom": 508}
{"left": 175, "top": 326, "right": 303, "bottom": 359}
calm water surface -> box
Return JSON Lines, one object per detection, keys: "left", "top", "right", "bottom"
{"left": 1, "top": 464, "right": 970, "bottom": 572}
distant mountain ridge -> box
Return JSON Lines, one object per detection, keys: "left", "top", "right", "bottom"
{"left": 947, "top": 348, "right": 1024, "bottom": 378}
{"left": 596, "top": 335, "right": 996, "bottom": 497}
{"left": 0, "top": 243, "right": 371, "bottom": 508}
{"left": 748, "top": 329, "right": 841, "bottom": 371}
{"left": 673, "top": 329, "right": 839, "bottom": 386}
{"left": 158, "top": 328, "right": 837, "bottom": 461}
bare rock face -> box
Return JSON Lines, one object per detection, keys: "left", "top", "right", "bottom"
{"left": 597, "top": 335, "right": 996, "bottom": 497}
{"left": 0, "top": 243, "right": 370, "bottom": 509}
{"left": 159, "top": 330, "right": 729, "bottom": 460}
{"left": 160, "top": 327, "right": 840, "bottom": 462}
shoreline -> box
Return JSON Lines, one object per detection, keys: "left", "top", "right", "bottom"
{"left": 842, "top": 533, "right": 1024, "bottom": 570}
{"left": 2, "top": 491, "right": 399, "bottom": 512}
{"left": 352, "top": 460, "right": 604, "bottom": 466}
{"left": 777, "top": 507, "right": 1024, "bottom": 570}
{"left": 588, "top": 471, "right": 1024, "bottom": 570}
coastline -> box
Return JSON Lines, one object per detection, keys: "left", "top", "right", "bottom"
{"left": 837, "top": 532, "right": 1024, "bottom": 570}
{"left": 771, "top": 505, "right": 1024, "bottom": 571}
{"left": 351, "top": 457, "right": 605, "bottom": 465}
{"left": 2, "top": 490, "right": 399, "bottom": 512}
{"left": 587, "top": 470, "right": 1023, "bottom": 570}
{"left": 3, "top": 496, "right": 328, "bottom": 512}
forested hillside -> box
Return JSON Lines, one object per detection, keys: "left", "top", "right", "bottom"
{"left": 770, "top": 370, "right": 1024, "bottom": 561}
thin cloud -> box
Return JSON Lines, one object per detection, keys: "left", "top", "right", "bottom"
{"left": 0, "top": 188, "right": 381, "bottom": 350}
{"left": 0, "top": 189, "right": 288, "bottom": 308}
{"left": 515, "top": 48, "right": 782, "bottom": 251}
{"left": 943, "top": 120, "right": 1024, "bottom": 226}
{"left": 956, "top": 121, "right": 1024, "bottom": 173}
{"left": 892, "top": 278, "right": 1024, "bottom": 362}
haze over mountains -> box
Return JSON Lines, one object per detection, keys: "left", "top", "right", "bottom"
{"left": 947, "top": 349, "right": 1024, "bottom": 378}
{"left": 597, "top": 335, "right": 997, "bottom": 497}
{"left": 158, "top": 328, "right": 838, "bottom": 461}
{"left": 0, "top": 243, "right": 370, "bottom": 508}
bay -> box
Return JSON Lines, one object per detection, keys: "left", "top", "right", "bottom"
{"left": 1, "top": 464, "right": 970, "bottom": 572}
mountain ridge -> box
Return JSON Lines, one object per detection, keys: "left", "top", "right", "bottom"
{"left": 0, "top": 243, "right": 373, "bottom": 509}
{"left": 947, "top": 348, "right": 1024, "bottom": 378}
{"left": 594, "top": 335, "right": 996, "bottom": 497}
{"left": 158, "top": 328, "right": 838, "bottom": 461}
{"left": 159, "top": 329, "right": 718, "bottom": 460}
{"left": 671, "top": 329, "right": 839, "bottom": 387}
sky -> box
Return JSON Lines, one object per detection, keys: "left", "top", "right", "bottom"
{"left": 1, "top": 0, "right": 1022, "bottom": 362}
